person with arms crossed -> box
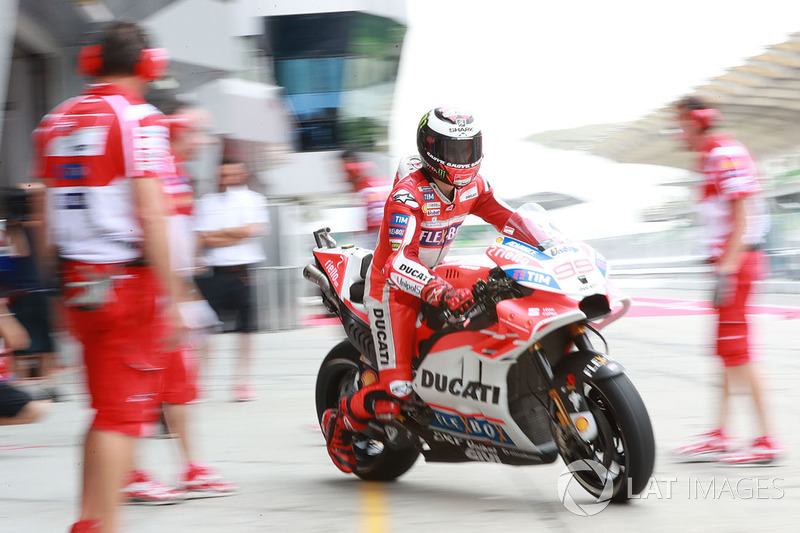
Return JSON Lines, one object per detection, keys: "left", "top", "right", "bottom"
{"left": 33, "top": 21, "right": 187, "bottom": 532}
{"left": 194, "top": 158, "right": 268, "bottom": 402}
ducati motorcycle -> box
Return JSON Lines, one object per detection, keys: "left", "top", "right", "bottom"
{"left": 304, "top": 203, "right": 655, "bottom": 501}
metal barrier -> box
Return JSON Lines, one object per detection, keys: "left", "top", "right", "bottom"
{"left": 254, "top": 265, "right": 305, "bottom": 331}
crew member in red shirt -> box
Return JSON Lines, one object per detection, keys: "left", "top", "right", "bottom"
{"left": 321, "top": 107, "right": 513, "bottom": 473}
{"left": 672, "top": 96, "right": 781, "bottom": 465}
{"left": 33, "top": 21, "right": 185, "bottom": 532}
{"left": 341, "top": 150, "right": 390, "bottom": 247}
{"left": 122, "top": 99, "right": 237, "bottom": 504}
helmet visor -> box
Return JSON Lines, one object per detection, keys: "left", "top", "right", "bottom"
{"left": 427, "top": 134, "right": 482, "bottom": 168}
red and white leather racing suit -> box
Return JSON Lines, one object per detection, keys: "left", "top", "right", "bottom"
{"left": 346, "top": 155, "right": 512, "bottom": 423}
{"left": 697, "top": 134, "right": 769, "bottom": 367}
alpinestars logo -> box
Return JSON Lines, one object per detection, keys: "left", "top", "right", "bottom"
{"left": 425, "top": 284, "right": 445, "bottom": 302}
{"left": 393, "top": 191, "right": 419, "bottom": 208}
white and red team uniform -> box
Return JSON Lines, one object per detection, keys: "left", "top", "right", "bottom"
{"left": 34, "top": 83, "right": 172, "bottom": 437}
{"left": 160, "top": 154, "right": 201, "bottom": 405}
{"left": 347, "top": 155, "right": 512, "bottom": 421}
{"left": 697, "top": 134, "right": 769, "bottom": 367}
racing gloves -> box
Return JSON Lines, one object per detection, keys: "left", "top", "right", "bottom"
{"left": 421, "top": 276, "right": 474, "bottom": 314}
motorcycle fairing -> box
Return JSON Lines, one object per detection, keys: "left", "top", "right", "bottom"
{"left": 425, "top": 431, "right": 556, "bottom": 465}
{"left": 413, "top": 345, "right": 555, "bottom": 454}
{"left": 552, "top": 349, "right": 625, "bottom": 388}
{"left": 314, "top": 247, "right": 372, "bottom": 322}
{"left": 489, "top": 237, "right": 608, "bottom": 297}
{"left": 415, "top": 284, "right": 602, "bottom": 362}
{"left": 428, "top": 404, "right": 514, "bottom": 446}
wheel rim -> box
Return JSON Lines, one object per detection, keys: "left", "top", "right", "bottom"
{"left": 555, "top": 381, "right": 628, "bottom": 497}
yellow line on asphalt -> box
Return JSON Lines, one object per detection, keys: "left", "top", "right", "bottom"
{"left": 361, "top": 482, "right": 388, "bottom": 533}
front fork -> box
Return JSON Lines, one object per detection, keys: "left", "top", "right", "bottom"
{"left": 529, "top": 324, "right": 598, "bottom": 445}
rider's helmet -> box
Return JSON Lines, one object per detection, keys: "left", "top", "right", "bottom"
{"left": 416, "top": 107, "right": 483, "bottom": 188}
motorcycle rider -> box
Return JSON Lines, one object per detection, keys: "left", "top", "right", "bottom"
{"left": 322, "top": 107, "right": 514, "bottom": 473}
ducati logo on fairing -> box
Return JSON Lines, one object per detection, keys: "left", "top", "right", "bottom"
{"left": 420, "top": 369, "right": 501, "bottom": 404}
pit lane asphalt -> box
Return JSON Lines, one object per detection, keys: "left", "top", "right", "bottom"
{"left": 1, "top": 287, "right": 798, "bottom": 533}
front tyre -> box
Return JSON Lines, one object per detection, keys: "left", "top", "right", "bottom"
{"left": 554, "top": 373, "right": 655, "bottom": 502}
{"left": 315, "top": 340, "right": 419, "bottom": 481}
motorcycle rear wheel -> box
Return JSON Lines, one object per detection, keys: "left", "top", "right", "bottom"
{"left": 554, "top": 372, "right": 655, "bottom": 502}
{"left": 315, "top": 339, "right": 420, "bottom": 481}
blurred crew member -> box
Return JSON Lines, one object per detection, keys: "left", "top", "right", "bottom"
{"left": 0, "top": 183, "right": 60, "bottom": 397}
{"left": 194, "top": 158, "right": 268, "bottom": 401}
{"left": 33, "top": 21, "right": 185, "bottom": 532}
{"left": 0, "top": 301, "right": 49, "bottom": 425}
{"left": 122, "top": 100, "right": 237, "bottom": 503}
{"left": 341, "top": 150, "right": 390, "bottom": 248}
{"left": 673, "top": 96, "right": 781, "bottom": 465}
{"left": 321, "top": 107, "right": 513, "bottom": 473}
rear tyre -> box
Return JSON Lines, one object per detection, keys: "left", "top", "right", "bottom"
{"left": 315, "top": 339, "right": 419, "bottom": 481}
{"left": 553, "top": 373, "right": 655, "bottom": 502}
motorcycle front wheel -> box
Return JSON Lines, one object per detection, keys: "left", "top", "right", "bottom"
{"left": 315, "top": 339, "right": 420, "bottom": 481}
{"left": 553, "top": 372, "right": 655, "bottom": 502}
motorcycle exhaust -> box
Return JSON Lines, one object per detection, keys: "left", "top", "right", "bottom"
{"left": 303, "top": 264, "right": 340, "bottom": 313}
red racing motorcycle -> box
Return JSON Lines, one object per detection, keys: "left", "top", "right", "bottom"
{"left": 305, "top": 203, "right": 655, "bottom": 501}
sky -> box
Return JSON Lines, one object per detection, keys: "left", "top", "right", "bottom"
{"left": 387, "top": 0, "right": 800, "bottom": 230}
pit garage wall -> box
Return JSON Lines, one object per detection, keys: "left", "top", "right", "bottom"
{"left": 0, "top": 2, "right": 20, "bottom": 140}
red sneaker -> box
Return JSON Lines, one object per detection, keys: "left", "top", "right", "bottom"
{"left": 69, "top": 519, "right": 101, "bottom": 532}
{"left": 717, "top": 436, "right": 783, "bottom": 466}
{"left": 181, "top": 463, "right": 238, "bottom": 498}
{"left": 674, "top": 429, "right": 731, "bottom": 462}
{"left": 234, "top": 384, "right": 257, "bottom": 402}
{"left": 122, "top": 470, "right": 187, "bottom": 505}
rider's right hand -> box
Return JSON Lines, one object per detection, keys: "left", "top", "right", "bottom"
{"left": 421, "top": 277, "right": 474, "bottom": 314}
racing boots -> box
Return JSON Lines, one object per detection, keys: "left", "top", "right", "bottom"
{"left": 321, "top": 396, "right": 367, "bottom": 473}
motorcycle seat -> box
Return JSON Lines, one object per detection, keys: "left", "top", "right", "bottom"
{"left": 349, "top": 253, "right": 373, "bottom": 304}
{"left": 359, "top": 253, "right": 373, "bottom": 278}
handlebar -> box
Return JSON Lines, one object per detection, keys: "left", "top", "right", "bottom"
{"left": 429, "top": 267, "right": 530, "bottom": 328}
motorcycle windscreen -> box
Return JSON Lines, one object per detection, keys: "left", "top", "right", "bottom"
{"left": 501, "top": 203, "right": 568, "bottom": 250}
